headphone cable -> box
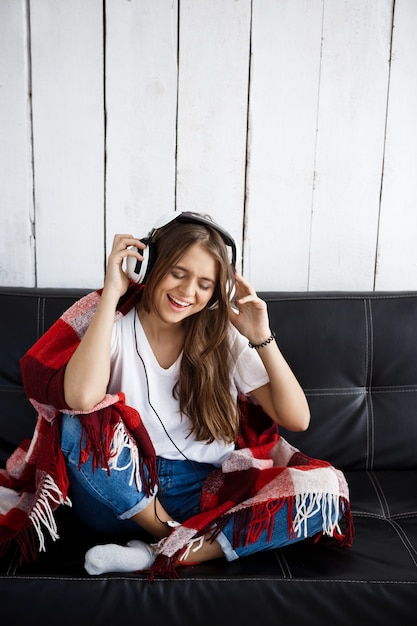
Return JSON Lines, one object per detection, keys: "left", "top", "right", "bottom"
{"left": 132, "top": 309, "right": 205, "bottom": 495}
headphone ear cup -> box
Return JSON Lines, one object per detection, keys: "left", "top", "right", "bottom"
{"left": 140, "top": 241, "right": 157, "bottom": 283}
{"left": 126, "top": 238, "right": 156, "bottom": 284}
{"left": 207, "top": 278, "right": 236, "bottom": 310}
{"left": 228, "top": 279, "right": 236, "bottom": 302}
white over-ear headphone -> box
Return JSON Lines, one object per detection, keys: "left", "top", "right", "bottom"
{"left": 126, "top": 211, "right": 237, "bottom": 305}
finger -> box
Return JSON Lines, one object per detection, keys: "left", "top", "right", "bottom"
{"left": 234, "top": 272, "right": 256, "bottom": 295}
{"left": 108, "top": 244, "right": 145, "bottom": 273}
{"left": 112, "top": 234, "right": 147, "bottom": 252}
{"left": 228, "top": 305, "right": 241, "bottom": 326}
{"left": 237, "top": 294, "right": 264, "bottom": 305}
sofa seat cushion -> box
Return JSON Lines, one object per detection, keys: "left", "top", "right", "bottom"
{"left": 2, "top": 469, "right": 416, "bottom": 579}
{"left": 1, "top": 469, "right": 417, "bottom": 624}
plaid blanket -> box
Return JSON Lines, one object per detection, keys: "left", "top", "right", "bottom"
{"left": 0, "top": 285, "right": 353, "bottom": 577}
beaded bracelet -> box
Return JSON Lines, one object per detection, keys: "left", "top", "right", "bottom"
{"left": 248, "top": 331, "right": 276, "bottom": 350}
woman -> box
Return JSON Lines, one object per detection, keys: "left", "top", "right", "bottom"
{"left": 53, "top": 212, "right": 350, "bottom": 575}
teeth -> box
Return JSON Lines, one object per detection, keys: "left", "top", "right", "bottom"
{"left": 169, "top": 295, "right": 190, "bottom": 307}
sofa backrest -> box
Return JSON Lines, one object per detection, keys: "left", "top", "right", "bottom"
{"left": 0, "top": 288, "right": 90, "bottom": 466}
{"left": 1, "top": 288, "right": 416, "bottom": 471}
{"left": 261, "top": 292, "right": 417, "bottom": 471}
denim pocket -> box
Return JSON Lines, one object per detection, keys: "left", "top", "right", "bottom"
{"left": 156, "top": 458, "right": 213, "bottom": 523}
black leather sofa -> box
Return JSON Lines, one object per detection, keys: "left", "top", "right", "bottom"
{"left": 1, "top": 287, "right": 417, "bottom": 625}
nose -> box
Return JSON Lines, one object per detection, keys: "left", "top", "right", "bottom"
{"left": 179, "top": 277, "right": 196, "bottom": 297}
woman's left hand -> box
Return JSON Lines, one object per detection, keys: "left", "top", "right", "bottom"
{"left": 229, "top": 273, "right": 311, "bottom": 432}
{"left": 228, "top": 273, "right": 272, "bottom": 345}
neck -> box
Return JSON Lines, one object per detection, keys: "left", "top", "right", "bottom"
{"left": 136, "top": 303, "right": 185, "bottom": 344}
{"left": 136, "top": 304, "right": 186, "bottom": 370}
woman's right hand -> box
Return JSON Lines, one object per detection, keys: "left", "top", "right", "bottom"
{"left": 104, "top": 234, "right": 146, "bottom": 297}
{"left": 64, "top": 234, "right": 145, "bottom": 411}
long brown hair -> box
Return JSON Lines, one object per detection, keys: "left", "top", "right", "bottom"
{"left": 141, "top": 217, "right": 239, "bottom": 443}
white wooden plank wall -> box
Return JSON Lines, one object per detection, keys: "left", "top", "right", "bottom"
{"left": 105, "top": 0, "right": 178, "bottom": 250}
{"left": 0, "top": 0, "right": 416, "bottom": 292}
{"left": 176, "top": 0, "right": 251, "bottom": 249}
{"left": 375, "top": 0, "right": 417, "bottom": 289}
{"left": 0, "top": 0, "right": 35, "bottom": 285}
{"left": 30, "top": 0, "right": 105, "bottom": 288}
{"left": 307, "top": 0, "right": 393, "bottom": 290}
{"left": 245, "top": 0, "right": 324, "bottom": 289}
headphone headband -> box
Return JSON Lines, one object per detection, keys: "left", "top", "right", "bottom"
{"left": 148, "top": 211, "right": 236, "bottom": 267}
{"left": 127, "top": 211, "right": 237, "bottom": 285}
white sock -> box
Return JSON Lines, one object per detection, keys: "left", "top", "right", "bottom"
{"left": 84, "top": 540, "right": 156, "bottom": 575}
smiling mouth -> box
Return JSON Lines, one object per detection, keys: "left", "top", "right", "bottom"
{"left": 168, "top": 294, "right": 192, "bottom": 309}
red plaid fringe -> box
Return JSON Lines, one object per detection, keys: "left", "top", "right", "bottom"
{"left": 0, "top": 285, "right": 353, "bottom": 574}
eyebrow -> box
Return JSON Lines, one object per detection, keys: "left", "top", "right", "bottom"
{"left": 173, "top": 264, "right": 216, "bottom": 285}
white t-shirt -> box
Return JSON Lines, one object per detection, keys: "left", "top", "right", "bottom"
{"left": 108, "top": 308, "right": 270, "bottom": 466}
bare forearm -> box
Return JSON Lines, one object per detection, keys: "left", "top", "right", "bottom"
{"left": 64, "top": 234, "right": 145, "bottom": 411}
{"left": 229, "top": 274, "right": 310, "bottom": 432}
{"left": 64, "top": 288, "right": 120, "bottom": 411}
{"left": 252, "top": 339, "right": 310, "bottom": 431}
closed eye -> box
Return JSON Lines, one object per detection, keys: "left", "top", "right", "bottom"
{"left": 171, "top": 266, "right": 215, "bottom": 290}
{"left": 198, "top": 281, "right": 212, "bottom": 291}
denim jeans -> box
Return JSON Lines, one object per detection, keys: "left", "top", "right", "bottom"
{"left": 61, "top": 414, "right": 331, "bottom": 561}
